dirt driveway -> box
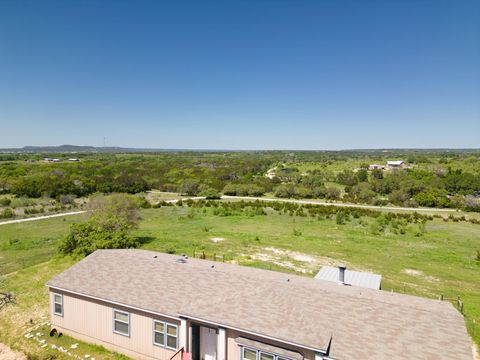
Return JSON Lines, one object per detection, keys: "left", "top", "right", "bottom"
{"left": 0, "top": 343, "right": 26, "bottom": 360}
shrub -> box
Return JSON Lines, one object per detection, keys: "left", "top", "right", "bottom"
{"left": 293, "top": 228, "right": 302, "bottom": 236}
{"left": 200, "top": 187, "right": 221, "bottom": 199}
{"left": 0, "top": 198, "right": 11, "bottom": 206}
{"left": 59, "top": 221, "right": 140, "bottom": 256}
{"left": 0, "top": 207, "right": 14, "bottom": 218}
{"left": 335, "top": 210, "right": 347, "bottom": 225}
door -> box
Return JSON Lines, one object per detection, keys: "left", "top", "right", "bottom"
{"left": 200, "top": 326, "right": 217, "bottom": 360}
{"left": 191, "top": 324, "right": 201, "bottom": 360}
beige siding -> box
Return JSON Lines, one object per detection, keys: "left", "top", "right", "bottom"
{"left": 49, "top": 290, "right": 180, "bottom": 360}
{"left": 49, "top": 290, "right": 316, "bottom": 360}
{"left": 226, "top": 329, "right": 316, "bottom": 360}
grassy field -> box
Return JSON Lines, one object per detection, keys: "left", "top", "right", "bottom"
{"left": 0, "top": 204, "right": 479, "bottom": 357}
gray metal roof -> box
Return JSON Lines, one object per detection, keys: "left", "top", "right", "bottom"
{"left": 314, "top": 266, "right": 382, "bottom": 290}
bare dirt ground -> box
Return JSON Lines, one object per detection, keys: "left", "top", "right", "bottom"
{"left": 403, "top": 268, "right": 440, "bottom": 282}
{"left": 250, "top": 247, "right": 338, "bottom": 274}
{"left": 0, "top": 343, "right": 26, "bottom": 360}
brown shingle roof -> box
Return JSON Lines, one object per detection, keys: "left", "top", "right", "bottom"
{"left": 47, "top": 249, "right": 472, "bottom": 360}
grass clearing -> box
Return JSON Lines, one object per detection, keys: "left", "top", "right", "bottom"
{"left": 0, "top": 204, "right": 479, "bottom": 356}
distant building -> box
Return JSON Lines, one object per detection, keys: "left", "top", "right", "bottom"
{"left": 44, "top": 157, "right": 61, "bottom": 162}
{"left": 387, "top": 160, "right": 404, "bottom": 168}
{"left": 68, "top": 158, "right": 80, "bottom": 162}
{"left": 368, "top": 164, "right": 385, "bottom": 170}
{"left": 314, "top": 265, "right": 382, "bottom": 290}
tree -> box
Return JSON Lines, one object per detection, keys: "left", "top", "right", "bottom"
{"left": 179, "top": 180, "right": 200, "bottom": 196}
{"left": 324, "top": 187, "right": 341, "bottom": 200}
{"left": 88, "top": 193, "right": 141, "bottom": 231}
{"left": 413, "top": 188, "right": 451, "bottom": 208}
{"left": 371, "top": 169, "right": 383, "bottom": 180}
{"left": 59, "top": 194, "right": 141, "bottom": 256}
{"left": 274, "top": 184, "right": 296, "bottom": 198}
{"left": 336, "top": 170, "right": 358, "bottom": 186}
{"left": 356, "top": 169, "right": 368, "bottom": 182}
{"left": 200, "top": 187, "right": 221, "bottom": 199}
{"left": 388, "top": 189, "right": 410, "bottom": 206}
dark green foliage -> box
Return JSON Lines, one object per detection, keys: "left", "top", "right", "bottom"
{"left": 356, "top": 169, "right": 368, "bottom": 182}
{"left": 58, "top": 221, "right": 139, "bottom": 257}
{"left": 222, "top": 184, "right": 265, "bottom": 197}
{"left": 1, "top": 150, "right": 479, "bottom": 211}
{"left": 336, "top": 170, "right": 358, "bottom": 186}
{"left": 0, "top": 197, "right": 11, "bottom": 206}
{"left": 59, "top": 194, "right": 141, "bottom": 256}
{"left": 0, "top": 207, "right": 14, "bottom": 218}
{"left": 335, "top": 210, "right": 347, "bottom": 225}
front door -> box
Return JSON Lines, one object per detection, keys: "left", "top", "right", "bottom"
{"left": 200, "top": 326, "right": 217, "bottom": 360}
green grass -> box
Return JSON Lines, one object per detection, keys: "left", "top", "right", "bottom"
{"left": 0, "top": 258, "right": 130, "bottom": 359}
{"left": 0, "top": 205, "right": 479, "bottom": 355}
{"left": 0, "top": 213, "right": 87, "bottom": 274}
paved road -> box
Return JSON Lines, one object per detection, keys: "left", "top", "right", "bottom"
{"left": 0, "top": 210, "right": 87, "bottom": 226}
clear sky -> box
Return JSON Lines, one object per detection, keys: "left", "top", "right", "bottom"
{"left": 0, "top": 0, "right": 479, "bottom": 150}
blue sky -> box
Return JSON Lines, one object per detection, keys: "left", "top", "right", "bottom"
{"left": 0, "top": 0, "right": 479, "bottom": 150}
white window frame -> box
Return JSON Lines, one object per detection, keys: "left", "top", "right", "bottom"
{"left": 241, "top": 346, "right": 293, "bottom": 360}
{"left": 113, "top": 309, "right": 130, "bottom": 337}
{"left": 53, "top": 293, "right": 63, "bottom": 317}
{"left": 153, "top": 320, "right": 178, "bottom": 350}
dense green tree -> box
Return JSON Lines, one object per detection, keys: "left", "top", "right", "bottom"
{"left": 336, "top": 170, "right": 358, "bottom": 186}
{"left": 59, "top": 194, "right": 141, "bottom": 256}
{"left": 356, "top": 169, "right": 368, "bottom": 182}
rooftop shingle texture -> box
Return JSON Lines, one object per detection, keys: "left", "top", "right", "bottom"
{"left": 47, "top": 249, "right": 472, "bottom": 360}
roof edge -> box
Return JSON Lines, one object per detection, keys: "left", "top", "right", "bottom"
{"left": 46, "top": 285, "right": 179, "bottom": 320}
{"left": 46, "top": 285, "right": 327, "bottom": 354}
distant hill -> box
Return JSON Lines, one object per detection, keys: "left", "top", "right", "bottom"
{"left": 0, "top": 145, "right": 188, "bottom": 153}
{"left": 0, "top": 145, "right": 478, "bottom": 154}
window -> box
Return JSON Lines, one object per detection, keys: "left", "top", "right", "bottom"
{"left": 260, "top": 353, "right": 275, "bottom": 360}
{"left": 153, "top": 320, "right": 178, "bottom": 350}
{"left": 243, "top": 348, "right": 257, "bottom": 360}
{"left": 153, "top": 321, "right": 165, "bottom": 346}
{"left": 241, "top": 347, "right": 293, "bottom": 360}
{"left": 166, "top": 323, "right": 178, "bottom": 349}
{"left": 113, "top": 309, "right": 130, "bottom": 336}
{"left": 53, "top": 293, "right": 63, "bottom": 316}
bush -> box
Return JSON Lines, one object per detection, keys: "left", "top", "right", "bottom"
{"left": 222, "top": 184, "right": 265, "bottom": 197}
{"left": 324, "top": 187, "right": 341, "bottom": 200}
{"left": 0, "top": 207, "right": 14, "bottom": 218}
{"left": 58, "top": 194, "right": 76, "bottom": 205}
{"left": 200, "top": 187, "right": 221, "bottom": 199}
{"left": 335, "top": 210, "right": 348, "bottom": 225}
{"left": 59, "top": 221, "right": 140, "bottom": 256}
{"left": 0, "top": 198, "right": 11, "bottom": 206}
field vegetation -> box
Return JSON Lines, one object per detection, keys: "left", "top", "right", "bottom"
{"left": 1, "top": 197, "right": 479, "bottom": 357}
{"left": 1, "top": 150, "right": 479, "bottom": 218}
{"left": 0, "top": 149, "right": 479, "bottom": 358}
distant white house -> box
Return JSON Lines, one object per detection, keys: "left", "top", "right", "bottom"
{"left": 44, "top": 158, "right": 61, "bottom": 162}
{"left": 387, "top": 160, "right": 404, "bottom": 168}
{"left": 315, "top": 265, "right": 382, "bottom": 290}
{"left": 368, "top": 164, "right": 385, "bottom": 170}
{"left": 68, "top": 158, "right": 80, "bottom": 162}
